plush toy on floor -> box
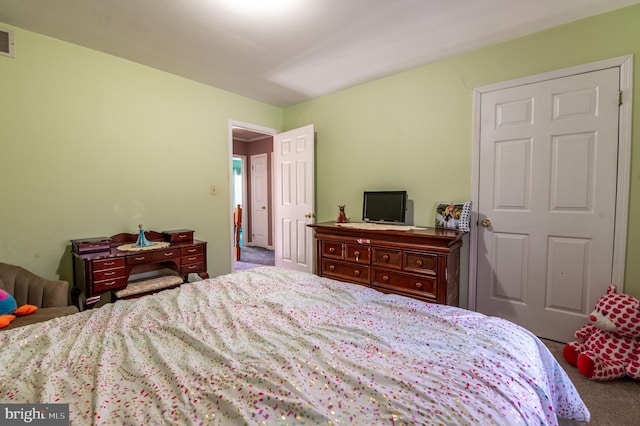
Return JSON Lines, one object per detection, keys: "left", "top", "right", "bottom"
{"left": 563, "top": 284, "right": 640, "bottom": 381}
{"left": 0, "top": 289, "right": 38, "bottom": 328}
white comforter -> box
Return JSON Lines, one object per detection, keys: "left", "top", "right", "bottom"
{"left": 0, "top": 267, "right": 589, "bottom": 425}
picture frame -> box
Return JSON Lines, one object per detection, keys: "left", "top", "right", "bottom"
{"left": 435, "top": 201, "right": 472, "bottom": 232}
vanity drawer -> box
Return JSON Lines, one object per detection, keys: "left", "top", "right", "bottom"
{"left": 93, "top": 276, "right": 128, "bottom": 292}
{"left": 182, "top": 253, "right": 204, "bottom": 265}
{"left": 181, "top": 245, "right": 204, "bottom": 256}
{"left": 92, "top": 257, "right": 125, "bottom": 271}
{"left": 93, "top": 267, "right": 125, "bottom": 282}
{"left": 181, "top": 262, "right": 205, "bottom": 276}
{"left": 163, "top": 229, "right": 194, "bottom": 243}
{"left": 73, "top": 238, "right": 111, "bottom": 254}
{"left": 127, "top": 249, "right": 180, "bottom": 265}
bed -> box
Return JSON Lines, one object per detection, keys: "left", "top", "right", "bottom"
{"left": 0, "top": 267, "right": 589, "bottom": 425}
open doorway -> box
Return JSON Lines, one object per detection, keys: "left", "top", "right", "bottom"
{"left": 230, "top": 123, "right": 276, "bottom": 271}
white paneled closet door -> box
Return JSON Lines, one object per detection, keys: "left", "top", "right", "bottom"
{"left": 476, "top": 67, "right": 620, "bottom": 342}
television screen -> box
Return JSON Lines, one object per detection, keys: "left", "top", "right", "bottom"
{"left": 362, "top": 191, "right": 407, "bottom": 224}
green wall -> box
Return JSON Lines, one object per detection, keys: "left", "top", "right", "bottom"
{"left": 0, "top": 24, "right": 282, "bottom": 284}
{"left": 284, "top": 4, "right": 640, "bottom": 299}
{"left": 2, "top": 4, "right": 639, "bottom": 302}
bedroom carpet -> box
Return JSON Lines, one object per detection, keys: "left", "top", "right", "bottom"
{"left": 234, "top": 245, "right": 274, "bottom": 270}
{"left": 541, "top": 339, "right": 639, "bottom": 425}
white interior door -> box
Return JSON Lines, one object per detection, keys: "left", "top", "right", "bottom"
{"left": 476, "top": 67, "right": 620, "bottom": 342}
{"left": 251, "top": 153, "right": 269, "bottom": 248}
{"left": 274, "top": 125, "right": 315, "bottom": 273}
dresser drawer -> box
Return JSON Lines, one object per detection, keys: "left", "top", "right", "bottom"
{"left": 93, "top": 276, "right": 128, "bottom": 293}
{"left": 92, "top": 257, "right": 125, "bottom": 270}
{"left": 182, "top": 253, "right": 204, "bottom": 265}
{"left": 322, "top": 259, "right": 369, "bottom": 284}
{"left": 181, "top": 262, "right": 205, "bottom": 276}
{"left": 345, "top": 244, "right": 370, "bottom": 264}
{"left": 372, "top": 247, "right": 402, "bottom": 269}
{"left": 93, "top": 267, "right": 125, "bottom": 282}
{"left": 403, "top": 251, "right": 437, "bottom": 276}
{"left": 181, "top": 245, "right": 204, "bottom": 256}
{"left": 127, "top": 248, "right": 180, "bottom": 265}
{"left": 372, "top": 269, "right": 436, "bottom": 298}
{"left": 321, "top": 241, "right": 344, "bottom": 260}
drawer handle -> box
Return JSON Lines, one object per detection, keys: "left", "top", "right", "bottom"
{"left": 382, "top": 254, "right": 390, "bottom": 261}
{"left": 104, "top": 272, "right": 116, "bottom": 276}
{"left": 328, "top": 247, "right": 335, "bottom": 253}
{"left": 164, "top": 252, "right": 175, "bottom": 257}
{"left": 104, "top": 280, "right": 117, "bottom": 286}
{"left": 187, "top": 265, "right": 197, "bottom": 270}
{"left": 354, "top": 251, "right": 360, "bottom": 262}
{"left": 353, "top": 269, "right": 360, "bottom": 276}
{"left": 187, "top": 256, "right": 196, "bottom": 261}
{"left": 415, "top": 282, "right": 422, "bottom": 289}
{"left": 186, "top": 248, "right": 196, "bottom": 253}
{"left": 135, "top": 256, "right": 146, "bottom": 261}
{"left": 329, "top": 264, "right": 336, "bottom": 271}
{"left": 178, "top": 234, "right": 187, "bottom": 238}
{"left": 104, "top": 261, "right": 115, "bottom": 266}
{"left": 382, "top": 275, "right": 389, "bottom": 282}
{"left": 415, "top": 259, "right": 423, "bottom": 267}
{"left": 89, "top": 244, "right": 101, "bottom": 248}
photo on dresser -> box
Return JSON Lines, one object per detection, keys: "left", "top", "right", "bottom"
{"left": 435, "top": 201, "right": 471, "bottom": 232}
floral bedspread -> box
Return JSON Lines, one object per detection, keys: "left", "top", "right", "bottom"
{"left": 0, "top": 267, "right": 589, "bottom": 425}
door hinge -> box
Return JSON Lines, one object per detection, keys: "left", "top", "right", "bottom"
{"left": 618, "top": 91, "right": 623, "bottom": 106}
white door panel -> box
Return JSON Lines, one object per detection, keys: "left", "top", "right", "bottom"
{"left": 251, "top": 153, "right": 269, "bottom": 248}
{"left": 274, "top": 125, "right": 315, "bottom": 273}
{"left": 476, "top": 67, "right": 620, "bottom": 342}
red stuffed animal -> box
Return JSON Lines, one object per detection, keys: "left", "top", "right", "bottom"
{"left": 563, "top": 284, "right": 640, "bottom": 381}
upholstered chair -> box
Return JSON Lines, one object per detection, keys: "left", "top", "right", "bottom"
{"left": 0, "top": 262, "right": 78, "bottom": 330}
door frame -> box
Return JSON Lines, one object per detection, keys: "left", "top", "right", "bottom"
{"left": 468, "top": 55, "right": 633, "bottom": 310}
{"left": 232, "top": 154, "right": 248, "bottom": 219}
{"left": 228, "top": 120, "right": 279, "bottom": 270}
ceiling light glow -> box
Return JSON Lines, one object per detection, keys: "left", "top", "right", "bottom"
{"left": 217, "top": 0, "right": 300, "bottom": 17}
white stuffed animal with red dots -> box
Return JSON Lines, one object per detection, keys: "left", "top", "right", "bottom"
{"left": 563, "top": 284, "right": 640, "bottom": 381}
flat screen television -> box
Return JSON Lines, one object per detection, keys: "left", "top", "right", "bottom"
{"left": 362, "top": 191, "right": 407, "bottom": 224}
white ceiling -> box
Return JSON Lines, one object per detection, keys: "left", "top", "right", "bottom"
{"left": 0, "top": 0, "right": 637, "bottom": 107}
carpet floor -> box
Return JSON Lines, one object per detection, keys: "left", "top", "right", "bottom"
{"left": 234, "top": 245, "right": 274, "bottom": 270}
{"left": 541, "top": 339, "right": 639, "bottom": 425}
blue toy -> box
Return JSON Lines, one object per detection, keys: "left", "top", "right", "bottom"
{"left": 0, "top": 288, "right": 17, "bottom": 314}
{"left": 0, "top": 288, "right": 37, "bottom": 328}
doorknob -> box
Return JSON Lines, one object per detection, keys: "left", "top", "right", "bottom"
{"left": 304, "top": 212, "right": 316, "bottom": 219}
{"left": 481, "top": 218, "right": 491, "bottom": 227}
{"left": 261, "top": 206, "right": 266, "bottom": 209}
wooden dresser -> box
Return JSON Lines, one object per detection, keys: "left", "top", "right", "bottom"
{"left": 71, "top": 229, "right": 207, "bottom": 309}
{"left": 309, "top": 222, "right": 464, "bottom": 306}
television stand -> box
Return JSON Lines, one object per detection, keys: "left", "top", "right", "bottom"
{"left": 309, "top": 222, "right": 464, "bottom": 306}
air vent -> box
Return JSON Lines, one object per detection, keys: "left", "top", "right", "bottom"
{"left": 0, "top": 28, "right": 15, "bottom": 58}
